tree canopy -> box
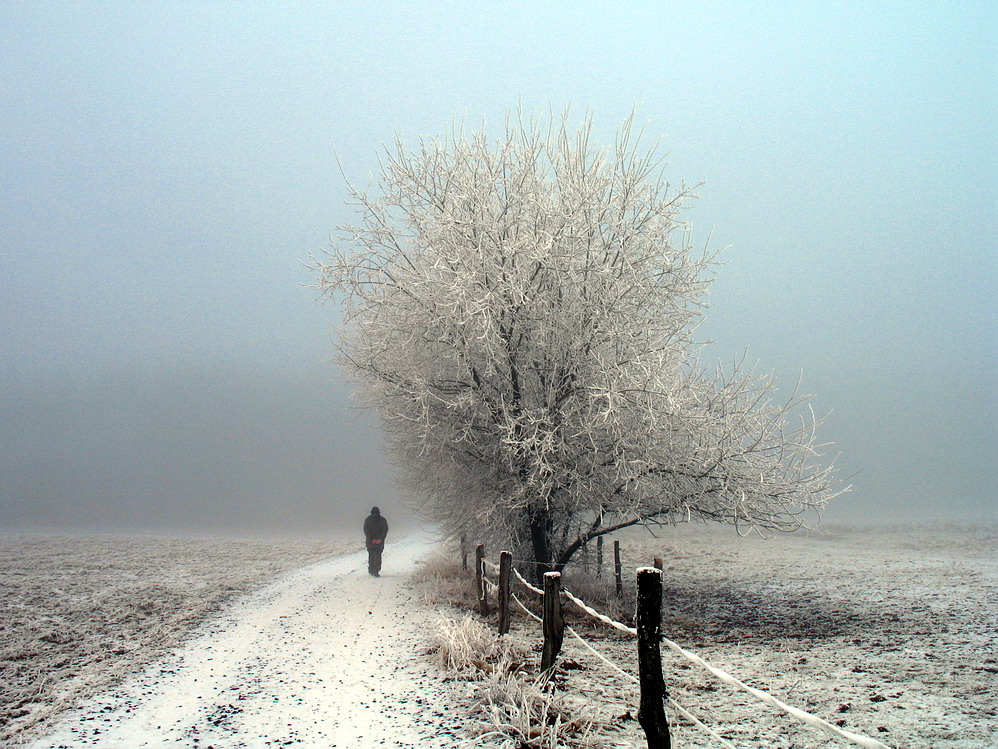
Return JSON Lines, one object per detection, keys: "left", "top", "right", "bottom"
{"left": 312, "top": 113, "right": 841, "bottom": 575}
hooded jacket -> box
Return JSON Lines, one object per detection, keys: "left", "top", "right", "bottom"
{"left": 364, "top": 508, "right": 389, "bottom": 551}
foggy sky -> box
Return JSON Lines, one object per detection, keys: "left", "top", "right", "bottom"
{"left": 1, "top": 2, "right": 994, "bottom": 532}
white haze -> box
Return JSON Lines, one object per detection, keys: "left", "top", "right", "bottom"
{"left": 1, "top": 3, "right": 994, "bottom": 532}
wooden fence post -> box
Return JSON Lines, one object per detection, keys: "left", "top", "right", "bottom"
{"left": 636, "top": 567, "right": 670, "bottom": 748}
{"left": 475, "top": 544, "right": 488, "bottom": 617}
{"left": 614, "top": 540, "right": 623, "bottom": 598}
{"left": 461, "top": 535, "right": 468, "bottom": 572}
{"left": 540, "top": 571, "right": 564, "bottom": 675}
{"left": 498, "top": 550, "right": 512, "bottom": 635}
{"left": 596, "top": 536, "right": 604, "bottom": 579}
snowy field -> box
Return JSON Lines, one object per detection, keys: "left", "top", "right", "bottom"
{"left": 0, "top": 531, "right": 353, "bottom": 745}
{"left": 2, "top": 524, "right": 996, "bottom": 748}
{"left": 487, "top": 522, "right": 998, "bottom": 748}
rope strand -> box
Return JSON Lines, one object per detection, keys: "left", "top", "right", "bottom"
{"left": 476, "top": 548, "right": 893, "bottom": 749}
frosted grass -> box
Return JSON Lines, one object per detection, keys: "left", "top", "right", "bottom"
{"left": 0, "top": 531, "right": 352, "bottom": 744}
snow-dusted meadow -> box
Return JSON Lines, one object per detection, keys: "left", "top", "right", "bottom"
{"left": 2, "top": 524, "right": 995, "bottom": 747}
{"left": 0, "top": 531, "right": 351, "bottom": 745}
{"left": 463, "top": 522, "right": 998, "bottom": 748}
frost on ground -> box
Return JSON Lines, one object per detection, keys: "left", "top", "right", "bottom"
{"left": 4, "top": 524, "right": 996, "bottom": 748}
{"left": 443, "top": 523, "right": 997, "bottom": 748}
{"left": 18, "top": 534, "right": 476, "bottom": 749}
{"left": 630, "top": 524, "right": 998, "bottom": 748}
{"left": 0, "top": 531, "right": 352, "bottom": 745}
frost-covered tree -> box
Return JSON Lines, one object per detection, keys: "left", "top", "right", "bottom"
{"left": 312, "top": 112, "right": 842, "bottom": 578}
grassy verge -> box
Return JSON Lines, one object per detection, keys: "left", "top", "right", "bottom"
{"left": 413, "top": 545, "right": 635, "bottom": 749}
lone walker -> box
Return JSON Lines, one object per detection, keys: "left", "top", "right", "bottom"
{"left": 363, "top": 506, "right": 389, "bottom": 576}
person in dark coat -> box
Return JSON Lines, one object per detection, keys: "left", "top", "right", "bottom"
{"left": 363, "top": 506, "right": 389, "bottom": 576}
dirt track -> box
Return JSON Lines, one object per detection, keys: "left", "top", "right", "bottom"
{"left": 29, "top": 536, "right": 466, "bottom": 748}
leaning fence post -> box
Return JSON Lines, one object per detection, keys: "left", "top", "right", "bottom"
{"left": 636, "top": 566, "right": 670, "bottom": 748}
{"left": 614, "top": 540, "right": 623, "bottom": 598}
{"left": 540, "top": 571, "right": 564, "bottom": 675}
{"left": 596, "top": 536, "right": 604, "bottom": 579}
{"left": 498, "top": 550, "right": 512, "bottom": 635}
{"left": 475, "top": 544, "right": 488, "bottom": 617}
{"left": 461, "top": 535, "right": 468, "bottom": 572}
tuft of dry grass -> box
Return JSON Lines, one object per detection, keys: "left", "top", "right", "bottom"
{"left": 433, "top": 614, "right": 507, "bottom": 673}
{"left": 417, "top": 543, "right": 615, "bottom": 748}
{"left": 412, "top": 545, "right": 480, "bottom": 610}
{"left": 430, "top": 614, "right": 601, "bottom": 749}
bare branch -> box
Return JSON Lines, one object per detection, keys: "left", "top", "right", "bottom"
{"left": 310, "top": 109, "right": 843, "bottom": 571}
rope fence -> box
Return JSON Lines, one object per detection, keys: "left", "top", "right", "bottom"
{"left": 474, "top": 543, "right": 892, "bottom": 749}
{"left": 563, "top": 624, "right": 738, "bottom": 749}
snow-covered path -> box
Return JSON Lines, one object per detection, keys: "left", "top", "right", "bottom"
{"left": 30, "top": 535, "right": 467, "bottom": 748}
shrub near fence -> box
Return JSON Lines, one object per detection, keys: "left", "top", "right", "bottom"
{"left": 473, "top": 544, "right": 893, "bottom": 749}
